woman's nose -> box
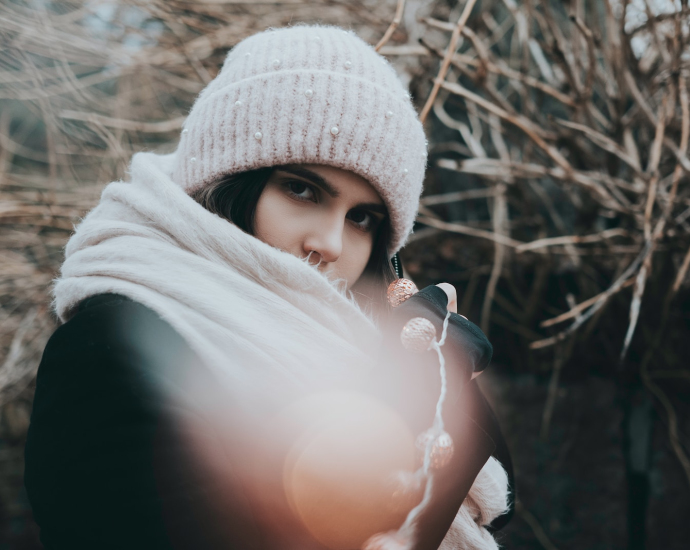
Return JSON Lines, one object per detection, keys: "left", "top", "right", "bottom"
{"left": 304, "top": 222, "right": 343, "bottom": 264}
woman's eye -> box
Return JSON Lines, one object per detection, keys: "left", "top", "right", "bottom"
{"left": 347, "top": 209, "right": 375, "bottom": 231}
{"left": 286, "top": 181, "right": 316, "bottom": 202}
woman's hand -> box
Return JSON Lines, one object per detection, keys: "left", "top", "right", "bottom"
{"left": 435, "top": 283, "right": 457, "bottom": 313}
{"left": 435, "top": 283, "right": 481, "bottom": 380}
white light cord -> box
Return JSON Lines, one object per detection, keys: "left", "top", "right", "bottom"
{"left": 396, "top": 310, "right": 452, "bottom": 540}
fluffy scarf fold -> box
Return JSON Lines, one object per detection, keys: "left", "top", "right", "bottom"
{"left": 52, "top": 151, "right": 508, "bottom": 549}
{"left": 54, "top": 151, "right": 379, "bottom": 398}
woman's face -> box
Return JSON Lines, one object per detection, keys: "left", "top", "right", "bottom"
{"left": 254, "top": 164, "right": 387, "bottom": 288}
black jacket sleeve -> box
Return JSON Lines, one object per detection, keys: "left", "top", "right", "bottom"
{"left": 382, "top": 286, "right": 514, "bottom": 547}
{"left": 24, "top": 294, "right": 262, "bottom": 550}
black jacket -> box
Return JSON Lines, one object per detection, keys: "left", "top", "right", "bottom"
{"left": 25, "top": 289, "right": 513, "bottom": 550}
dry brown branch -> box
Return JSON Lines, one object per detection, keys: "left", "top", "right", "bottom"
{"left": 481, "top": 183, "right": 507, "bottom": 333}
{"left": 439, "top": 80, "right": 572, "bottom": 171}
{"left": 420, "top": 188, "right": 497, "bottom": 206}
{"left": 642, "top": 371, "right": 690, "bottom": 489}
{"left": 478, "top": 113, "right": 512, "bottom": 333}
{"left": 60, "top": 111, "right": 187, "bottom": 133}
{"left": 515, "top": 501, "right": 560, "bottom": 550}
{"left": 375, "top": 0, "right": 406, "bottom": 52}
{"left": 416, "top": 214, "right": 523, "bottom": 248}
{"left": 419, "top": 0, "right": 478, "bottom": 123}
{"left": 554, "top": 118, "right": 643, "bottom": 175}
{"left": 421, "top": 19, "right": 577, "bottom": 106}
{"left": 672, "top": 244, "right": 690, "bottom": 294}
{"left": 515, "top": 229, "right": 631, "bottom": 253}
{"left": 540, "top": 278, "right": 636, "bottom": 328}
{"left": 619, "top": 93, "right": 671, "bottom": 360}
{"left": 440, "top": 157, "right": 626, "bottom": 211}
{"left": 570, "top": 16, "right": 596, "bottom": 102}
{"left": 531, "top": 242, "right": 654, "bottom": 349}
{"left": 541, "top": 327, "right": 576, "bottom": 441}
{"left": 378, "top": 44, "right": 429, "bottom": 56}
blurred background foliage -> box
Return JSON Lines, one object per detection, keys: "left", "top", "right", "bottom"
{"left": 1, "top": 0, "right": 689, "bottom": 548}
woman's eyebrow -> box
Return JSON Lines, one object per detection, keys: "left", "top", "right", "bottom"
{"left": 276, "top": 167, "right": 387, "bottom": 214}
{"left": 276, "top": 167, "right": 340, "bottom": 197}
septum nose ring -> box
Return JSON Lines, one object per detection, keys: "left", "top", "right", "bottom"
{"left": 305, "top": 250, "right": 323, "bottom": 267}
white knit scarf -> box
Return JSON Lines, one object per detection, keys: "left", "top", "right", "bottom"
{"left": 54, "top": 152, "right": 381, "bottom": 396}
{"left": 52, "top": 151, "right": 508, "bottom": 549}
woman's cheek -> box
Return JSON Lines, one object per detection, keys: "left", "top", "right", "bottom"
{"left": 343, "top": 230, "right": 374, "bottom": 283}
{"left": 255, "top": 192, "right": 305, "bottom": 253}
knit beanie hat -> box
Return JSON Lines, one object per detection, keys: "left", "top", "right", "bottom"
{"left": 173, "top": 24, "right": 427, "bottom": 254}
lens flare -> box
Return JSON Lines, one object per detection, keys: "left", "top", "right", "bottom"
{"left": 281, "top": 392, "right": 419, "bottom": 550}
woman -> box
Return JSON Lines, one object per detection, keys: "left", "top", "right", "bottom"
{"left": 25, "top": 25, "right": 513, "bottom": 550}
